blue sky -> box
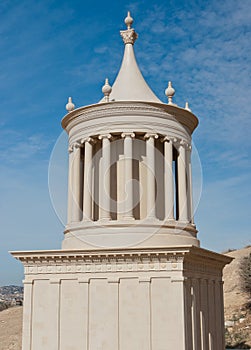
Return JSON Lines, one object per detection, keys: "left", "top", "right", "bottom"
{"left": 0, "top": 0, "right": 250, "bottom": 285}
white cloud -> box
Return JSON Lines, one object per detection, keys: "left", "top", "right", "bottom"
{"left": 0, "top": 131, "right": 51, "bottom": 164}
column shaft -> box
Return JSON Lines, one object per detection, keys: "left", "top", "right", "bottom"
{"left": 122, "top": 132, "right": 135, "bottom": 219}
{"left": 145, "top": 134, "right": 158, "bottom": 218}
{"left": 178, "top": 141, "right": 188, "bottom": 222}
{"left": 78, "top": 279, "right": 90, "bottom": 350}
{"left": 83, "top": 138, "right": 93, "bottom": 221}
{"left": 99, "top": 134, "right": 111, "bottom": 220}
{"left": 187, "top": 145, "right": 194, "bottom": 223}
{"left": 72, "top": 143, "right": 82, "bottom": 222}
{"left": 164, "top": 138, "right": 174, "bottom": 220}
{"left": 67, "top": 147, "right": 74, "bottom": 223}
{"left": 22, "top": 281, "right": 33, "bottom": 350}
{"left": 49, "top": 279, "right": 61, "bottom": 350}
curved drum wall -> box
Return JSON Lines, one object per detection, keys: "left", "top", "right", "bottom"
{"left": 62, "top": 101, "right": 199, "bottom": 249}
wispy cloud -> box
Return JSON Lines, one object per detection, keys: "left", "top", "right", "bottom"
{"left": 127, "top": 1, "right": 251, "bottom": 151}
{"left": 0, "top": 130, "right": 51, "bottom": 165}
{"left": 117, "top": 1, "right": 251, "bottom": 193}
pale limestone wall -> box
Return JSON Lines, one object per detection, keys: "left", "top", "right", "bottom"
{"left": 184, "top": 278, "right": 225, "bottom": 349}
{"left": 13, "top": 246, "right": 231, "bottom": 350}
{"left": 25, "top": 275, "right": 185, "bottom": 349}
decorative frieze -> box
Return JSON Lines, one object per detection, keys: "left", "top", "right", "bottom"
{"left": 12, "top": 246, "right": 231, "bottom": 278}
{"left": 23, "top": 256, "right": 181, "bottom": 275}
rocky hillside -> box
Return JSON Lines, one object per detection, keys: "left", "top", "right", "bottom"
{"left": 0, "top": 306, "right": 22, "bottom": 350}
{"left": 223, "top": 246, "right": 251, "bottom": 348}
{"left": 0, "top": 247, "right": 250, "bottom": 349}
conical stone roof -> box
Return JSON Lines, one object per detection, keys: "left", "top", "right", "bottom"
{"left": 100, "top": 12, "right": 161, "bottom": 103}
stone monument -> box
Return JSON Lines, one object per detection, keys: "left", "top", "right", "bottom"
{"left": 12, "top": 12, "right": 232, "bottom": 350}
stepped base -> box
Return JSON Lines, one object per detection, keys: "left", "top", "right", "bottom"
{"left": 63, "top": 219, "right": 199, "bottom": 249}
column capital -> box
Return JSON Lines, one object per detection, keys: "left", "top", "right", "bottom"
{"left": 175, "top": 139, "right": 190, "bottom": 150}
{"left": 162, "top": 136, "right": 177, "bottom": 143}
{"left": 98, "top": 133, "right": 112, "bottom": 140}
{"left": 139, "top": 277, "right": 151, "bottom": 283}
{"left": 121, "top": 132, "right": 135, "bottom": 138}
{"left": 80, "top": 137, "right": 96, "bottom": 145}
{"left": 107, "top": 277, "right": 120, "bottom": 283}
{"left": 68, "top": 145, "right": 74, "bottom": 153}
{"left": 144, "top": 133, "right": 158, "bottom": 140}
{"left": 50, "top": 278, "right": 61, "bottom": 284}
{"left": 72, "top": 141, "right": 82, "bottom": 150}
{"left": 22, "top": 280, "right": 33, "bottom": 285}
{"left": 181, "top": 140, "right": 191, "bottom": 150}
{"left": 78, "top": 278, "right": 90, "bottom": 284}
{"left": 69, "top": 142, "right": 82, "bottom": 153}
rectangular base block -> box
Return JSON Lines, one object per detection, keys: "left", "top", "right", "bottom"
{"left": 12, "top": 246, "right": 232, "bottom": 350}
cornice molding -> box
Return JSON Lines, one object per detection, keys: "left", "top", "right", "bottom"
{"left": 11, "top": 246, "right": 232, "bottom": 267}
{"left": 61, "top": 102, "right": 198, "bottom": 135}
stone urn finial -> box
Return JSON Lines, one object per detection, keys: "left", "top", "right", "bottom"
{"left": 165, "top": 81, "right": 175, "bottom": 105}
{"left": 102, "top": 78, "right": 112, "bottom": 102}
{"left": 65, "top": 97, "right": 75, "bottom": 112}
{"left": 125, "top": 11, "right": 133, "bottom": 29}
{"left": 185, "top": 101, "right": 191, "bottom": 112}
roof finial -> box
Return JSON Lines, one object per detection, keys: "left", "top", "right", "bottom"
{"left": 102, "top": 78, "right": 112, "bottom": 102}
{"left": 65, "top": 97, "right": 75, "bottom": 112}
{"left": 120, "top": 12, "right": 138, "bottom": 45}
{"left": 125, "top": 11, "right": 133, "bottom": 29}
{"left": 185, "top": 101, "right": 191, "bottom": 111}
{"left": 165, "top": 81, "right": 175, "bottom": 105}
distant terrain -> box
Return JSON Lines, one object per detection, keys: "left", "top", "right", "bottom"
{"left": 0, "top": 247, "right": 250, "bottom": 349}
{"left": 224, "top": 246, "right": 251, "bottom": 348}
{"left": 0, "top": 285, "right": 23, "bottom": 312}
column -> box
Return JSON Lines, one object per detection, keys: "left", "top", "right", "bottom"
{"left": 121, "top": 132, "right": 135, "bottom": 219}
{"left": 107, "top": 279, "right": 120, "bottom": 349}
{"left": 177, "top": 140, "right": 188, "bottom": 222}
{"left": 22, "top": 280, "right": 33, "bottom": 350}
{"left": 163, "top": 137, "right": 174, "bottom": 220}
{"left": 191, "top": 279, "right": 201, "bottom": 350}
{"left": 82, "top": 137, "right": 94, "bottom": 221}
{"left": 49, "top": 278, "right": 61, "bottom": 350}
{"left": 200, "top": 279, "right": 209, "bottom": 350}
{"left": 71, "top": 142, "right": 82, "bottom": 222}
{"left": 144, "top": 133, "right": 158, "bottom": 218}
{"left": 67, "top": 145, "right": 74, "bottom": 224}
{"left": 218, "top": 281, "right": 225, "bottom": 349}
{"left": 78, "top": 279, "right": 90, "bottom": 350}
{"left": 208, "top": 280, "right": 216, "bottom": 350}
{"left": 187, "top": 144, "right": 194, "bottom": 224}
{"left": 138, "top": 278, "right": 152, "bottom": 349}
{"left": 98, "top": 134, "right": 112, "bottom": 220}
